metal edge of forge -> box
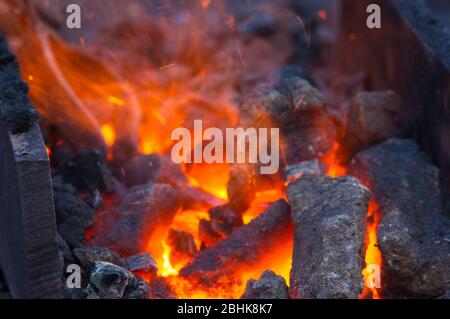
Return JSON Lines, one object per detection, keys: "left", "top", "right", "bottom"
{"left": 340, "top": 0, "right": 450, "bottom": 190}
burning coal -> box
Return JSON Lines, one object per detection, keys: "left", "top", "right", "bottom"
{"left": 0, "top": 0, "right": 448, "bottom": 300}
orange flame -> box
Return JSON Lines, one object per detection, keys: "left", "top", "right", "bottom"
{"left": 361, "top": 200, "right": 382, "bottom": 299}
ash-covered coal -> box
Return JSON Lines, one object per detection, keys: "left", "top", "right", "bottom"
{"left": 86, "top": 262, "right": 150, "bottom": 299}
{"left": 348, "top": 139, "right": 450, "bottom": 298}
{"left": 228, "top": 75, "right": 337, "bottom": 211}
{"left": 121, "top": 154, "right": 223, "bottom": 210}
{"left": 89, "top": 182, "right": 182, "bottom": 256}
{"left": 338, "top": 91, "right": 411, "bottom": 163}
{"left": 0, "top": 34, "right": 38, "bottom": 133}
{"left": 52, "top": 176, "right": 96, "bottom": 248}
{"left": 241, "top": 270, "right": 289, "bottom": 299}
{"left": 287, "top": 174, "right": 370, "bottom": 299}
{"left": 283, "top": 159, "right": 327, "bottom": 184}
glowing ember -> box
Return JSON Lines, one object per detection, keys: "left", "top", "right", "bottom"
{"left": 361, "top": 201, "right": 382, "bottom": 299}
{"left": 323, "top": 142, "right": 347, "bottom": 178}
{"left": 100, "top": 123, "right": 116, "bottom": 147}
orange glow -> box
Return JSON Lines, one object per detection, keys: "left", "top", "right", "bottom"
{"left": 107, "top": 95, "right": 125, "bottom": 106}
{"left": 100, "top": 123, "right": 116, "bottom": 147}
{"left": 184, "top": 163, "right": 230, "bottom": 200}
{"left": 323, "top": 141, "right": 346, "bottom": 178}
{"left": 145, "top": 188, "right": 290, "bottom": 298}
{"left": 361, "top": 200, "right": 382, "bottom": 299}
{"left": 317, "top": 9, "right": 328, "bottom": 21}
{"left": 243, "top": 188, "right": 285, "bottom": 224}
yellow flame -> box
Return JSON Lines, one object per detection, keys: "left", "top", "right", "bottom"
{"left": 100, "top": 123, "right": 116, "bottom": 147}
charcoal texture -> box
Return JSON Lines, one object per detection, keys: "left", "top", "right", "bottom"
{"left": 241, "top": 270, "right": 289, "bottom": 299}
{"left": 228, "top": 76, "right": 337, "bottom": 210}
{"left": 167, "top": 229, "right": 198, "bottom": 260}
{"left": 0, "top": 35, "right": 38, "bottom": 133}
{"left": 122, "top": 253, "right": 157, "bottom": 274}
{"left": 180, "top": 200, "right": 292, "bottom": 283}
{"left": 122, "top": 154, "right": 223, "bottom": 210}
{"left": 121, "top": 154, "right": 186, "bottom": 187}
{"left": 74, "top": 247, "right": 121, "bottom": 270}
{"left": 53, "top": 176, "right": 95, "bottom": 248}
{"left": 287, "top": 174, "right": 370, "bottom": 299}
{"left": 348, "top": 139, "right": 450, "bottom": 298}
{"left": 90, "top": 183, "right": 182, "bottom": 255}
{"left": 86, "top": 262, "right": 150, "bottom": 299}
{"left": 338, "top": 91, "right": 410, "bottom": 163}
{"left": 208, "top": 204, "right": 243, "bottom": 236}
{"left": 283, "top": 159, "right": 326, "bottom": 184}
{"left": 59, "top": 149, "right": 114, "bottom": 192}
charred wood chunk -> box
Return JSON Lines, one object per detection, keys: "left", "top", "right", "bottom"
{"left": 167, "top": 229, "right": 197, "bottom": 261}
{"left": 287, "top": 174, "right": 370, "bottom": 299}
{"left": 348, "top": 138, "right": 450, "bottom": 298}
{"left": 0, "top": 35, "right": 38, "bottom": 133}
{"left": 90, "top": 183, "right": 182, "bottom": 256}
{"left": 241, "top": 270, "right": 289, "bottom": 299}
{"left": 209, "top": 204, "right": 243, "bottom": 236}
{"left": 59, "top": 149, "right": 114, "bottom": 192}
{"left": 86, "top": 262, "right": 150, "bottom": 299}
{"left": 180, "top": 199, "right": 292, "bottom": 283}
{"left": 338, "top": 91, "right": 410, "bottom": 163}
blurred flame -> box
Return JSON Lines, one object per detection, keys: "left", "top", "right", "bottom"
{"left": 323, "top": 141, "right": 346, "bottom": 178}
{"left": 100, "top": 123, "right": 116, "bottom": 147}
{"left": 361, "top": 201, "right": 382, "bottom": 299}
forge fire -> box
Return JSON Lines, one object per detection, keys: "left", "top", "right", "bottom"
{"left": 0, "top": 0, "right": 449, "bottom": 301}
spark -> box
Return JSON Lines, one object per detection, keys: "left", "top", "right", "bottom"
{"left": 296, "top": 15, "right": 312, "bottom": 48}
{"left": 159, "top": 63, "right": 176, "bottom": 70}
{"left": 108, "top": 96, "right": 125, "bottom": 106}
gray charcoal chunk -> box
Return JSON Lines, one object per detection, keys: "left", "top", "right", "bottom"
{"left": 86, "top": 262, "right": 150, "bottom": 299}
{"left": 348, "top": 138, "right": 450, "bottom": 298}
{"left": 241, "top": 270, "right": 289, "bottom": 299}
{"left": 122, "top": 253, "right": 157, "bottom": 274}
{"left": 283, "top": 159, "right": 326, "bottom": 184}
{"left": 74, "top": 247, "right": 121, "bottom": 270}
{"left": 209, "top": 205, "right": 243, "bottom": 236}
{"left": 228, "top": 76, "right": 337, "bottom": 210}
{"left": 287, "top": 174, "right": 370, "bottom": 299}
{"left": 338, "top": 91, "right": 410, "bottom": 163}
{"left": 53, "top": 178, "right": 95, "bottom": 248}
{"left": 89, "top": 183, "right": 182, "bottom": 255}
{"left": 167, "top": 230, "right": 197, "bottom": 259}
